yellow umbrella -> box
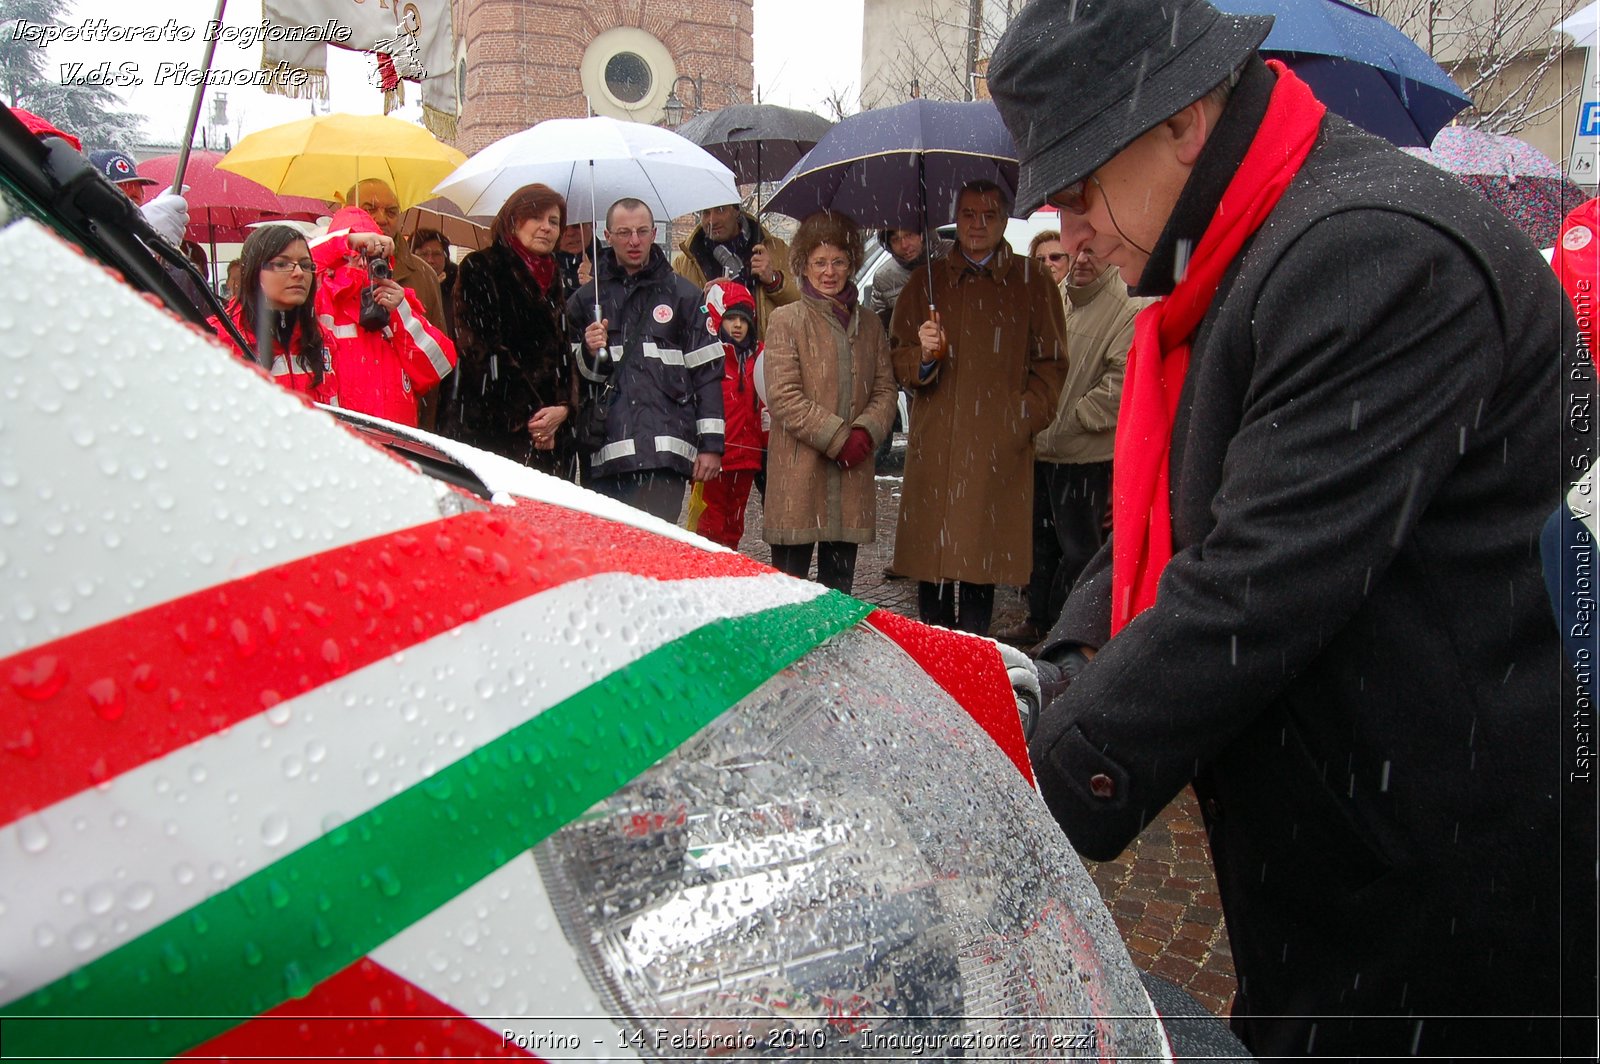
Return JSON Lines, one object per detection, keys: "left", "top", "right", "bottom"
{"left": 217, "top": 113, "right": 468, "bottom": 211}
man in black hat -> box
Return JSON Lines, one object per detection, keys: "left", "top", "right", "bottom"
{"left": 987, "top": 0, "right": 1595, "bottom": 1058}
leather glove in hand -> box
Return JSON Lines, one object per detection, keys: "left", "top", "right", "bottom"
{"left": 835, "top": 427, "right": 874, "bottom": 469}
{"left": 140, "top": 191, "right": 189, "bottom": 245}
{"left": 1034, "top": 646, "right": 1091, "bottom": 710}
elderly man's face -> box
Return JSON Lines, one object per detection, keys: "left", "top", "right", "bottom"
{"left": 700, "top": 205, "right": 741, "bottom": 242}
{"left": 356, "top": 180, "right": 402, "bottom": 238}
{"left": 1049, "top": 113, "right": 1201, "bottom": 288}
{"left": 954, "top": 189, "right": 1006, "bottom": 259}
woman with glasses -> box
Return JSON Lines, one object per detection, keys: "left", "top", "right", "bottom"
{"left": 1029, "top": 230, "right": 1071, "bottom": 287}
{"left": 208, "top": 224, "right": 338, "bottom": 404}
{"left": 761, "top": 211, "right": 898, "bottom": 594}
{"left": 439, "top": 183, "right": 576, "bottom": 476}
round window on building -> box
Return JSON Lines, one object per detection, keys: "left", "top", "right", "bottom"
{"left": 604, "top": 52, "right": 652, "bottom": 104}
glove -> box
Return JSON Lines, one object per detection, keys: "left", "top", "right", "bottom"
{"left": 834, "top": 426, "right": 874, "bottom": 469}
{"left": 1034, "top": 645, "right": 1091, "bottom": 710}
{"left": 139, "top": 190, "right": 189, "bottom": 245}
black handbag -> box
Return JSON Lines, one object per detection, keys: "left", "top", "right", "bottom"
{"left": 575, "top": 378, "right": 615, "bottom": 452}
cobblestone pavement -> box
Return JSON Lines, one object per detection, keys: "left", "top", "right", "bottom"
{"left": 713, "top": 456, "right": 1239, "bottom": 1019}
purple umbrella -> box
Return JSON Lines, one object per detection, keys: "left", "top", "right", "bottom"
{"left": 1404, "top": 126, "right": 1586, "bottom": 247}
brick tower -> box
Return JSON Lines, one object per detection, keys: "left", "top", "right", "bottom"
{"left": 447, "top": 0, "right": 756, "bottom": 155}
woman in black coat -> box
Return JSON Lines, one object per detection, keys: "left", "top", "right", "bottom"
{"left": 439, "top": 183, "right": 575, "bottom": 475}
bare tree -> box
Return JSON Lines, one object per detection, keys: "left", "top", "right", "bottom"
{"left": 861, "top": 0, "right": 1020, "bottom": 108}
{"left": 1361, "top": 0, "right": 1583, "bottom": 135}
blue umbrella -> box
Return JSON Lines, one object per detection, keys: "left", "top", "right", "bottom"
{"left": 764, "top": 99, "right": 1018, "bottom": 231}
{"left": 1213, "top": 0, "right": 1471, "bottom": 146}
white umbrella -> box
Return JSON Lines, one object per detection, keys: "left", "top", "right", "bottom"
{"left": 1560, "top": 0, "right": 1599, "bottom": 48}
{"left": 432, "top": 116, "right": 740, "bottom": 225}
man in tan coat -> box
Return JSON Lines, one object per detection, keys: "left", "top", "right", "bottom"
{"left": 999, "top": 246, "right": 1149, "bottom": 646}
{"left": 889, "top": 180, "right": 1068, "bottom": 635}
{"left": 672, "top": 205, "right": 800, "bottom": 334}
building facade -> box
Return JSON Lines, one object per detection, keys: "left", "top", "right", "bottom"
{"left": 448, "top": 0, "right": 756, "bottom": 155}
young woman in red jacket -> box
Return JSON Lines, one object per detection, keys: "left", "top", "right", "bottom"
{"left": 208, "top": 224, "right": 339, "bottom": 405}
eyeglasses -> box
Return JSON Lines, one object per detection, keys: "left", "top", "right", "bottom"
{"left": 263, "top": 258, "right": 315, "bottom": 274}
{"left": 1048, "top": 174, "right": 1101, "bottom": 216}
{"left": 608, "top": 226, "right": 656, "bottom": 241}
{"left": 1035, "top": 252, "right": 1069, "bottom": 263}
{"left": 807, "top": 256, "right": 851, "bottom": 272}
{"left": 360, "top": 203, "right": 401, "bottom": 220}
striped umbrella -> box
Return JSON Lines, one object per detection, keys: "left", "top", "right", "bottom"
{"left": 1, "top": 220, "right": 1170, "bottom": 1058}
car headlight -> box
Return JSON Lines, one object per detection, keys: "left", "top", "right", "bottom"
{"left": 536, "top": 626, "right": 1166, "bottom": 1058}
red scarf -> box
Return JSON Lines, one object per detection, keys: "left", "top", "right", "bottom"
{"left": 1110, "top": 62, "right": 1325, "bottom": 635}
{"left": 511, "top": 240, "right": 557, "bottom": 297}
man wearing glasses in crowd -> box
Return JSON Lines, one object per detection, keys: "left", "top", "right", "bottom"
{"left": 987, "top": 0, "right": 1594, "bottom": 1059}
{"left": 569, "top": 198, "right": 724, "bottom": 521}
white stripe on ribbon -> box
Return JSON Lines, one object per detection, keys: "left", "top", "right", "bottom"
{"left": 683, "top": 340, "right": 724, "bottom": 369}
{"left": 654, "top": 436, "right": 698, "bottom": 462}
{"left": 696, "top": 418, "right": 726, "bottom": 436}
{"left": 594, "top": 439, "right": 637, "bottom": 464}
{"left": 395, "top": 297, "right": 453, "bottom": 380}
{"left": 0, "top": 572, "right": 826, "bottom": 1003}
{"left": 370, "top": 856, "right": 643, "bottom": 1060}
{"left": 0, "top": 223, "right": 443, "bottom": 657}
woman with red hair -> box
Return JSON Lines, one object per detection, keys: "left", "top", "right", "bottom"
{"left": 439, "top": 183, "right": 576, "bottom": 476}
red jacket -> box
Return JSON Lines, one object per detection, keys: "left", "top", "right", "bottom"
{"left": 311, "top": 207, "right": 456, "bottom": 426}
{"left": 1553, "top": 196, "right": 1600, "bottom": 365}
{"left": 208, "top": 302, "right": 340, "bottom": 405}
{"left": 704, "top": 279, "right": 767, "bottom": 472}
{"left": 719, "top": 338, "right": 767, "bottom": 472}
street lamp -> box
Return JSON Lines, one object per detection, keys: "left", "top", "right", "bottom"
{"left": 663, "top": 74, "right": 704, "bottom": 128}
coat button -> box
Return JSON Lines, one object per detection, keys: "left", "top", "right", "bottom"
{"left": 1089, "top": 774, "right": 1115, "bottom": 799}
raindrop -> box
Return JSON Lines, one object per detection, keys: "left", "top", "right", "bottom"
{"left": 261, "top": 812, "right": 291, "bottom": 848}
{"left": 17, "top": 815, "right": 50, "bottom": 855}
{"left": 124, "top": 882, "right": 156, "bottom": 912}
{"left": 85, "top": 883, "right": 115, "bottom": 915}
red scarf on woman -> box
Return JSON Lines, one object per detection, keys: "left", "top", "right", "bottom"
{"left": 511, "top": 240, "right": 557, "bottom": 297}
{"left": 1110, "top": 62, "right": 1326, "bottom": 635}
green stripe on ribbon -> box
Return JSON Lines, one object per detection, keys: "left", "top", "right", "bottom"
{"left": 2, "top": 591, "right": 872, "bottom": 1061}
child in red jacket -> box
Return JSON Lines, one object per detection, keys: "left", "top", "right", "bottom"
{"left": 687, "top": 280, "right": 766, "bottom": 549}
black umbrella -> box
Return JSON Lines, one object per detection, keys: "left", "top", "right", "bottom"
{"left": 676, "top": 103, "right": 834, "bottom": 210}
{"left": 764, "top": 99, "right": 1017, "bottom": 231}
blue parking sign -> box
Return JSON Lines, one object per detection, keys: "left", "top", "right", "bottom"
{"left": 1583, "top": 102, "right": 1600, "bottom": 138}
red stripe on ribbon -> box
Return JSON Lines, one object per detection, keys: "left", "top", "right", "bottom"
{"left": 865, "top": 609, "right": 1033, "bottom": 785}
{"left": 1, "top": 500, "right": 768, "bottom": 826}
{"left": 177, "top": 956, "right": 538, "bottom": 1060}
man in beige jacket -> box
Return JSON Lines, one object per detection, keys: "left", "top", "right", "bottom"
{"left": 997, "top": 246, "right": 1148, "bottom": 647}
{"left": 672, "top": 205, "right": 799, "bottom": 335}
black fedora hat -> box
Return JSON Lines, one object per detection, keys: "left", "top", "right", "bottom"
{"left": 989, "top": 0, "right": 1272, "bottom": 214}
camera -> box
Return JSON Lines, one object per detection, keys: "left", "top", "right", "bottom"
{"left": 358, "top": 253, "right": 393, "bottom": 332}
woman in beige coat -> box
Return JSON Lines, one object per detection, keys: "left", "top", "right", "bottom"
{"left": 762, "top": 212, "right": 898, "bottom": 593}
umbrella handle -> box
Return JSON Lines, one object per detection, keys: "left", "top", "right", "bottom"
{"left": 590, "top": 159, "right": 603, "bottom": 325}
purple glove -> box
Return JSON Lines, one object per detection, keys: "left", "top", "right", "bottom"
{"left": 835, "top": 427, "right": 874, "bottom": 469}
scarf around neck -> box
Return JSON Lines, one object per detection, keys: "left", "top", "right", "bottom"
{"left": 802, "top": 277, "right": 858, "bottom": 330}
{"left": 1110, "top": 61, "right": 1326, "bottom": 636}
{"left": 510, "top": 238, "right": 557, "bottom": 298}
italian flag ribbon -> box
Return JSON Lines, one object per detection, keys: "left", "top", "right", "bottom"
{"left": 1, "top": 501, "right": 872, "bottom": 1060}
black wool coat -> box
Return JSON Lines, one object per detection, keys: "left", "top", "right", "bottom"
{"left": 438, "top": 240, "right": 573, "bottom": 472}
{"left": 1035, "top": 82, "right": 1595, "bottom": 1060}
